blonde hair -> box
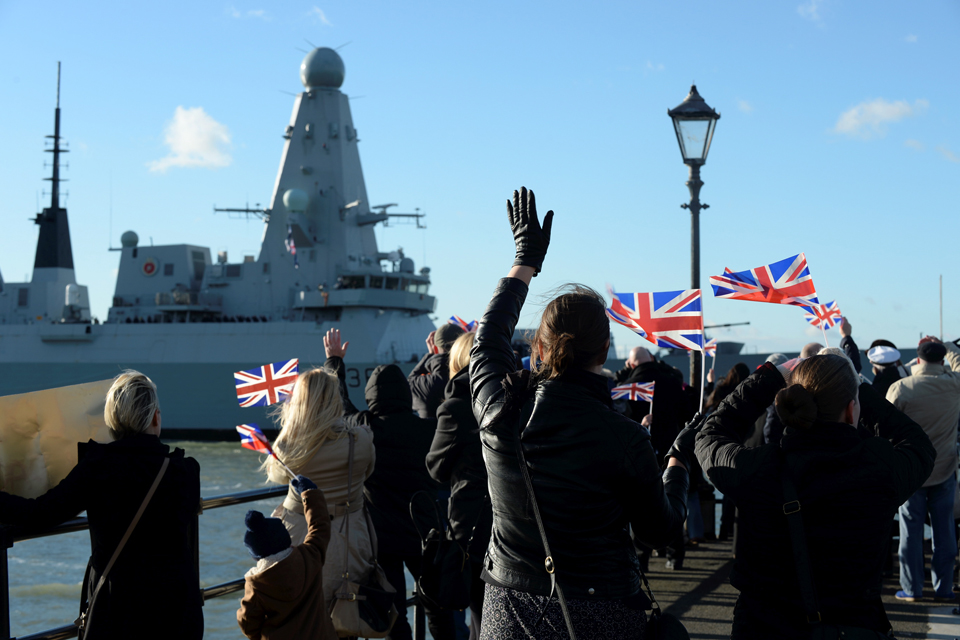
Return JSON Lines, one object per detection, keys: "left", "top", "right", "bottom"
{"left": 104, "top": 370, "right": 159, "bottom": 440}
{"left": 261, "top": 368, "right": 347, "bottom": 484}
{"left": 448, "top": 331, "right": 476, "bottom": 378}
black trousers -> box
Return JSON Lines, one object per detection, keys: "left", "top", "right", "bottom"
{"left": 381, "top": 551, "right": 456, "bottom": 640}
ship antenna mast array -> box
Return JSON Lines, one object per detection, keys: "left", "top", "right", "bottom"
{"left": 43, "top": 62, "right": 68, "bottom": 213}
{"left": 213, "top": 203, "right": 270, "bottom": 221}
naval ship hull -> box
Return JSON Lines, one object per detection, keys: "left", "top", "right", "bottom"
{"left": 0, "top": 311, "right": 434, "bottom": 436}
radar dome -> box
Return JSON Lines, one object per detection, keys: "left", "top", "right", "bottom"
{"left": 121, "top": 231, "right": 139, "bottom": 248}
{"left": 300, "top": 48, "right": 345, "bottom": 89}
{"left": 283, "top": 188, "right": 309, "bottom": 213}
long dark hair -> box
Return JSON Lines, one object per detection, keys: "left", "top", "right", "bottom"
{"left": 706, "top": 362, "right": 751, "bottom": 411}
{"left": 531, "top": 285, "right": 609, "bottom": 380}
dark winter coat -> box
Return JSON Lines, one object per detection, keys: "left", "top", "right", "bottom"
{"left": 326, "top": 356, "right": 440, "bottom": 556}
{"left": 425, "top": 368, "right": 492, "bottom": 557}
{"left": 238, "top": 489, "right": 336, "bottom": 640}
{"left": 614, "top": 360, "right": 692, "bottom": 460}
{"left": 407, "top": 352, "right": 450, "bottom": 419}
{"left": 470, "top": 277, "right": 688, "bottom": 600}
{"left": 0, "top": 434, "right": 203, "bottom": 640}
{"left": 695, "top": 363, "right": 935, "bottom": 639}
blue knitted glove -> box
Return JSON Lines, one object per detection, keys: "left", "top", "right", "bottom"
{"left": 291, "top": 475, "right": 317, "bottom": 496}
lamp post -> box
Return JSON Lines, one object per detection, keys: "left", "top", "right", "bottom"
{"left": 668, "top": 85, "right": 720, "bottom": 388}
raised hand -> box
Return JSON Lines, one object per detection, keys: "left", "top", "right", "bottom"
{"left": 839, "top": 316, "right": 852, "bottom": 338}
{"left": 291, "top": 474, "right": 317, "bottom": 496}
{"left": 323, "top": 328, "right": 349, "bottom": 359}
{"left": 507, "top": 187, "right": 554, "bottom": 276}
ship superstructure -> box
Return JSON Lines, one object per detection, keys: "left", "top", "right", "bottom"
{"left": 0, "top": 50, "right": 437, "bottom": 435}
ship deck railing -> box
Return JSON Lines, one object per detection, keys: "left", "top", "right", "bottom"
{"left": 0, "top": 485, "right": 428, "bottom": 640}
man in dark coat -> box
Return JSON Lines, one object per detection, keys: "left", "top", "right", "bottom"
{"left": 325, "top": 349, "right": 454, "bottom": 640}
{"left": 407, "top": 324, "right": 465, "bottom": 419}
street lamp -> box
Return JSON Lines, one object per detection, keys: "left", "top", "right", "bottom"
{"left": 668, "top": 84, "right": 720, "bottom": 388}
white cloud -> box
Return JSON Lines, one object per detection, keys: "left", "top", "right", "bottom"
{"left": 645, "top": 61, "right": 665, "bottom": 73}
{"left": 148, "top": 107, "right": 232, "bottom": 173}
{"left": 937, "top": 146, "right": 959, "bottom": 163}
{"left": 307, "top": 7, "right": 332, "bottom": 25}
{"left": 904, "top": 34, "right": 918, "bottom": 43}
{"left": 738, "top": 100, "right": 754, "bottom": 114}
{"left": 904, "top": 139, "right": 924, "bottom": 151}
{"left": 228, "top": 7, "right": 271, "bottom": 21}
{"left": 833, "top": 98, "right": 928, "bottom": 139}
{"left": 797, "top": 0, "right": 823, "bottom": 23}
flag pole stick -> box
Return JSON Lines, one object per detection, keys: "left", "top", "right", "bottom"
{"left": 649, "top": 392, "right": 654, "bottom": 420}
{"left": 820, "top": 322, "right": 829, "bottom": 348}
{"left": 699, "top": 350, "right": 706, "bottom": 413}
{"left": 272, "top": 453, "right": 297, "bottom": 480}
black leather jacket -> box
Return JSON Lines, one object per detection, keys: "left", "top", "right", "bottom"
{"left": 470, "top": 277, "right": 689, "bottom": 599}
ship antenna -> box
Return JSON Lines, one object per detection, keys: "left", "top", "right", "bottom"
{"left": 50, "top": 62, "right": 62, "bottom": 211}
{"left": 334, "top": 41, "right": 351, "bottom": 51}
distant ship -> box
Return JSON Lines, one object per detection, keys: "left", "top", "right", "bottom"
{"left": 0, "top": 50, "right": 437, "bottom": 436}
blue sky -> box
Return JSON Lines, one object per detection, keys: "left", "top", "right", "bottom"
{"left": 1, "top": 0, "right": 957, "bottom": 356}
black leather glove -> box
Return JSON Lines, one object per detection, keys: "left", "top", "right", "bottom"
{"left": 291, "top": 474, "right": 317, "bottom": 496}
{"left": 665, "top": 412, "right": 707, "bottom": 476}
{"left": 507, "top": 186, "right": 554, "bottom": 276}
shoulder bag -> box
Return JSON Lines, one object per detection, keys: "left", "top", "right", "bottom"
{"left": 329, "top": 432, "right": 399, "bottom": 638}
{"left": 409, "top": 490, "right": 487, "bottom": 611}
{"left": 780, "top": 453, "right": 895, "bottom": 639}
{"left": 75, "top": 456, "right": 170, "bottom": 639}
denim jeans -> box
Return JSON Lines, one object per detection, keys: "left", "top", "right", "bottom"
{"left": 898, "top": 475, "right": 958, "bottom": 598}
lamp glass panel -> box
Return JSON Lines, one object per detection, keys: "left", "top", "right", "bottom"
{"left": 676, "top": 119, "right": 710, "bottom": 161}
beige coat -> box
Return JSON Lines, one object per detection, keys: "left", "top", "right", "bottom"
{"left": 886, "top": 342, "right": 960, "bottom": 487}
{"left": 239, "top": 489, "right": 337, "bottom": 640}
{"left": 271, "top": 425, "right": 377, "bottom": 609}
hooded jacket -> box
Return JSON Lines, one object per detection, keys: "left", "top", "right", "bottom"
{"left": 238, "top": 488, "right": 337, "bottom": 640}
{"left": 470, "top": 277, "right": 688, "bottom": 600}
{"left": 695, "top": 363, "right": 935, "bottom": 638}
{"left": 327, "top": 357, "right": 440, "bottom": 556}
{"left": 886, "top": 342, "right": 960, "bottom": 487}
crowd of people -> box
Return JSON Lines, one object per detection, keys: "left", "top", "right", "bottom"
{"left": 0, "top": 187, "right": 959, "bottom": 640}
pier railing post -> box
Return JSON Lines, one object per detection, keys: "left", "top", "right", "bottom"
{"left": 0, "top": 526, "right": 12, "bottom": 640}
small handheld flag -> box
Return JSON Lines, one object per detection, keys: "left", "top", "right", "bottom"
{"left": 235, "top": 359, "right": 299, "bottom": 407}
{"left": 237, "top": 423, "right": 296, "bottom": 479}
{"left": 802, "top": 301, "right": 842, "bottom": 329}
{"left": 285, "top": 224, "right": 299, "bottom": 269}
{"left": 709, "top": 253, "right": 818, "bottom": 307}
{"left": 611, "top": 382, "right": 655, "bottom": 402}
{"left": 704, "top": 337, "right": 717, "bottom": 358}
{"left": 606, "top": 289, "right": 704, "bottom": 351}
{"left": 448, "top": 315, "right": 478, "bottom": 332}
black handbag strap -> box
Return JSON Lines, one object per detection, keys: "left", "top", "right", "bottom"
{"left": 779, "top": 453, "right": 823, "bottom": 624}
{"left": 512, "top": 418, "right": 578, "bottom": 640}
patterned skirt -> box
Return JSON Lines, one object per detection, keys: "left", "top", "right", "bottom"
{"left": 479, "top": 583, "right": 647, "bottom": 640}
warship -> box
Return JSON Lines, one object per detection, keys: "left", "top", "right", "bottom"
{"left": 0, "top": 50, "right": 438, "bottom": 436}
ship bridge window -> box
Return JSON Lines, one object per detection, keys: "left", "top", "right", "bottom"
{"left": 406, "top": 281, "right": 429, "bottom": 294}
{"left": 17, "top": 288, "right": 28, "bottom": 307}
{"left": 384, "top": 277, "right": 399, "bottom": 291}
{"left": 164, "top": 263, "right": 174, "bottom": 276}
{"left": 225, "top": 264, "right": 242, "bottom": 278}
{"left": 337, "top": 275, "right": 365, "bottom": 289}
{"left": 369, "top": 276, "right": 384, "bottom": 289}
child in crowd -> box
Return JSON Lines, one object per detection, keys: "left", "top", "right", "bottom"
{"left": 237, "top": 475, "right": 336, "bottom": 640}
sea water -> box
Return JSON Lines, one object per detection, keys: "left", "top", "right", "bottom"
{"left": 7, "top": 441, "right": 430, "bottom": 639}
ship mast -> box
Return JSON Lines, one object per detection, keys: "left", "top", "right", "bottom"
{"left": 33, "top": 61, "right": 75, "bottom": 276}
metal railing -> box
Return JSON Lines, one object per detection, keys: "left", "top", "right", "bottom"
{"left": 1, "top": 486, "right": 426, "bottom": 640}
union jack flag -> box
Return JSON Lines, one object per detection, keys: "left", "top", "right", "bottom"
{"left": 709, "top": 253, "right": 818, "bottom": 307}
{"left": 448, "top": 315, "right": 478, "bottom": 332}
{"left": 802, "top": 300, "right": 842, "bottom": 329}
{"left": 611, "top": 382, "right": 655, "bottom": 402}
{"left": 236, "top": 423, "right": 274, "bottom": 454}
{"left": 606, "top": 289, "right": 704, "bottom": 351}
{"left": 285, "top": 224, "right": 299, "bottom": 269}
{"left": 235, "top": 358, "right": 299, "bottom": 407}
{"left": 704, "top": 337, "right": 717, "bottom": 358}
